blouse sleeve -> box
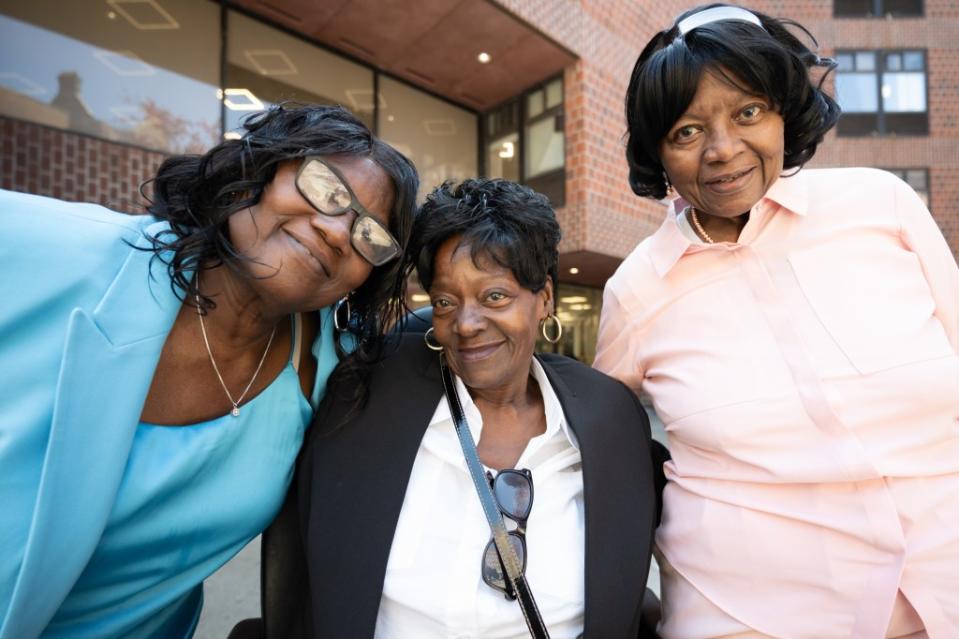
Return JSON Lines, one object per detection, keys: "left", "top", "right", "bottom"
{"left": 894, "top": 175, "right": 959, "bottom": 352}
{"left": 593, "top": 284, "right": 646, "bottom": 396}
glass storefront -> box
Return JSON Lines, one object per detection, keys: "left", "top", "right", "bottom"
{"left": 0, "top": 0, "right": 478, "bottom": 172}
{"left": 377, "top": 76, "right": 477, "bottom": 202}
{"left": 225, "top": 11, "right": 374, "bottom": 134}
{"left": 0, "top": 0, "right": 220, "bottom": 154}
{"left": 537, "top": 283, "right": 602, "bottom": 364}
{"left": 481, "top": 75, "right": 565, "bottom": 207}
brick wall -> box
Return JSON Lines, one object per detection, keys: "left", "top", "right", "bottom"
{"left": 0, "top": 115, "right": 166, "bottom": 213}
{"left": 496, "top": 0, "right": 959, "bottom": 260}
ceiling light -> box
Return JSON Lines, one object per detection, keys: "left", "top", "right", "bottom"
{"left": 223, "top": 88, "right": 264, "bottom": 111}
{"left": 223, "top": 132, "right": 242, "bottom": 140}
{"left": 107, "top": 0, "right": 179, "bottom": 30}
{"left": 498, "top": 141, "right": 514, "bottom": 159}
{"left": 411, "top": 293, "right": 430, "bottom": 303}
{"left": 560, "top": 296, "right": 588, "bottom": 304}
{"left": 568, "top": 267, "right": 579, "bottom": 275}
{"left": 387, "top": 115, "right": 395, "bottom": 122}
{"left": 477, "top": 52, "right": 491, "bottom": 64}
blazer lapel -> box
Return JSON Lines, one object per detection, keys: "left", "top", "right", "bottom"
{"left": 2, "top": 222, "right": 182, "bottom": 639}
{"left": 537, "top": 357, "right": 654, "bottom": 638}
{"left": 303, "top": 341, "right": 444, "bottom": 638}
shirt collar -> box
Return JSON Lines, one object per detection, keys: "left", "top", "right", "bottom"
{"left": 647, "top": 169, "right": 809, "bottom": 278}
{"left": 428, "top": 359, "right": 579, "bottom": 451}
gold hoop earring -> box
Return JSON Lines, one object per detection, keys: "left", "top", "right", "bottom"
{"left": 540, "top": 313, "right": 563, "bottom": 344}
{"left": 333, "top": 295, "right": 351, "bottom": 333}
{"left": 424, "top": 327, "right": 444, "bottom": 351}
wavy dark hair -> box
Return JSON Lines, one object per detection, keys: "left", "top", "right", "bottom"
{"left": 143, "top": 102, "right": 418, "bottom": 404}
{"left": 408, "top": 178, "right": 561, "bottom": 296}
{"left": 624, "top": 4, "right": 841, "bottom": 199}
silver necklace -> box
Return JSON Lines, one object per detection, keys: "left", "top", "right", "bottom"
{"left": 689, "top": 207, "right": 715, "bottom": 244}
{"left": 195, "top": 289, "right": 277, "bottom": 417}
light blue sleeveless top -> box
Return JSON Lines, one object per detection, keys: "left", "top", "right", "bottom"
{"left": 42, "top": 313, "right": 330, "bottom": 638}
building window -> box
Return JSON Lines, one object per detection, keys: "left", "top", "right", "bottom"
{"left": 485, "top": 101, "right": 520, "bottom": 183}
{"left": 885, "top": 168, "right": 930, "bottom": 207}
{"left": 538, "top": 284, "right": 602, "bottom": 364}
{"left": 377, "top": 75, "right": 477, "bottom": 202}
{"left": 225, "top": 11, "right": 374, "bottom": 135}
{"left": 483, "top": 75, "right": 565, "bottom": 207}
{"left": 835, "top": 49, "right": 928, "bottom": 137}
{"left": 0, "top": 0, "right": 220, "bottom": 154}
{"left": 834, "top": 0, "right": 923, "bottom": 17}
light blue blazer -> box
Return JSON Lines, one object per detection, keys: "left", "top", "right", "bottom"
{"left": 0, "top": 190, "right": 338, "bottom": 639}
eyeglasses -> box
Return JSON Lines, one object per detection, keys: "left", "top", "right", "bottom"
{"left": 481, "top": 468, "right": 533, "bottom": 600}
{"left": 294, "top": 156, "right": 402, "bottom": 267}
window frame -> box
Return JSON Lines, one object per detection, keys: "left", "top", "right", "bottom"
{"left": 835, "top": 48, "right": 929, "bottom": 137}
{"left": 833, "top": 0, "right": 924, "bottom": 18}
{"left": 480, "top": 74, "right": 566, "bottom": 207}
{"left": 883, "top": 167, "right": 931, "bottom": 209}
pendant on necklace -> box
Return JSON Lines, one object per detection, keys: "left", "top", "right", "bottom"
{"left": 231, "top": 407, "right": 240, "bottom": 417}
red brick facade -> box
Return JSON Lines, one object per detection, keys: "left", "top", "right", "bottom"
{"left": 496, "top": 0, "right": 959, "bottom": 263}
{"left": 0, "top": 116, "right": 165, "bottom": 213}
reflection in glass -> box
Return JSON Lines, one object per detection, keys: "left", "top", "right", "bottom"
{"left": 0, "top": 1, "right": 219, "bottom": 154}
{"left": 836, "top": 73, "right": 879, "bottom": 112}
{"left": 378, "top": 76, "right": 477, "bottom": 201}
{"left": 545, "top": 79, "right": 563, "bottom": 109}
{"left": 486, "top": 133, "right": 520, "bottom": 181}
{"left": 526, "top": 89, "right": 544, "bottom": 119}
{"left": 903, "top": 51, "right": 924, "bottom": 71}
{"left": 225, "top": 11, "right": 374, "bottom": 134}
{"left": 855, "top": 51, "right": 876, "bottom": 71}
{"left": 525, "top": 116, "right": 564, "bottom": 178}
{"left": 538, "top": 284, "right": 603, "bottom": 364}
{"left": 881, "top": 73, "right": 926, "bottom": 112}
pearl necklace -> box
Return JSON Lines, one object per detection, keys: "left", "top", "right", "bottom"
{"left": 195, "top": 287, "right": 276, "bottom": 417}
{"left": 689, "top": 207, "right": 715, "bottom": 244}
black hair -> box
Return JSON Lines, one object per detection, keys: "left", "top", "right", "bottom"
{"left": 142, "top": 102, "right": 418, "bottom": 405}
{"left": 409, "top": 178, "right": 561, "bottom": 296}
{"left": 624, "top": 3, "right": 841, "bottom": 199}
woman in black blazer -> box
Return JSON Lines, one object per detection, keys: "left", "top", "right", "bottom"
{"left": 241, "top": 178, "right": 659, "bottom": 639}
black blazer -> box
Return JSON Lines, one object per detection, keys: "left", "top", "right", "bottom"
{"left": 255, "top": 333, "right": 658, "bottom": 639}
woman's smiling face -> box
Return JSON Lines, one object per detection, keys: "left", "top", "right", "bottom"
{"left": 659, "top": 68, "right": 785, "bottom": 219}
{"left": 227, "top": 155, "right": 394, "bottom": 314}
{"left": 428, "top": 236, "right": 553, "bottom": 393}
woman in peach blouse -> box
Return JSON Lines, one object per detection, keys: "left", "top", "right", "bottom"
{"left": 595, "top": 4, "right": 959, "bottom": 638}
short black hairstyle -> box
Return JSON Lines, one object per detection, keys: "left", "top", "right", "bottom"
{"left": 410, "top": 178, "right": 561, "bottom": 296}
{"left": 625, "top": 4, "right": 841, "bottom": 199}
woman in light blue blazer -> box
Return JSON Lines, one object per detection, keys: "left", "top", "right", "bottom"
{"left": 0, "top": 104, "right": 417, "bottom": 639}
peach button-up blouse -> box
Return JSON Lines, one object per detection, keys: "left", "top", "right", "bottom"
{"left": 595, "top": 168, "right": 959, "bottom": 638}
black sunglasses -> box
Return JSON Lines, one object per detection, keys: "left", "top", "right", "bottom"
{"left": 294, "top": 156, "right": 401, "bottom": 266}
{"left": 481, "top": 468, "right": 534, "bottom": 600}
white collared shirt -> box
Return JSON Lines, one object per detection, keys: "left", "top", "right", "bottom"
{"left": 374, "top": 359, "right": 585, "bottom": 639}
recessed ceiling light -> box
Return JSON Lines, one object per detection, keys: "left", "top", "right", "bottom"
{"left": 477, "top": 52, "right": 491, "bottom": 64}
{"left": 568, "top": 267, "right": 579, "bottom": 275}
{"left": 387, "top": 115, "right": 395, "bottom": 122}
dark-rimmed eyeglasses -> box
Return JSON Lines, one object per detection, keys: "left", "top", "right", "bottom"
{"left": 294, "top": 156, "right": 401, "bottom": 267}
{"left": 481, "top": 468, "right": 534, "bottom": 600}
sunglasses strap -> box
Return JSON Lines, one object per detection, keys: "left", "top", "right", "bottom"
{"left": 439, "top": 355, "right": 550, "bottom": 639}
